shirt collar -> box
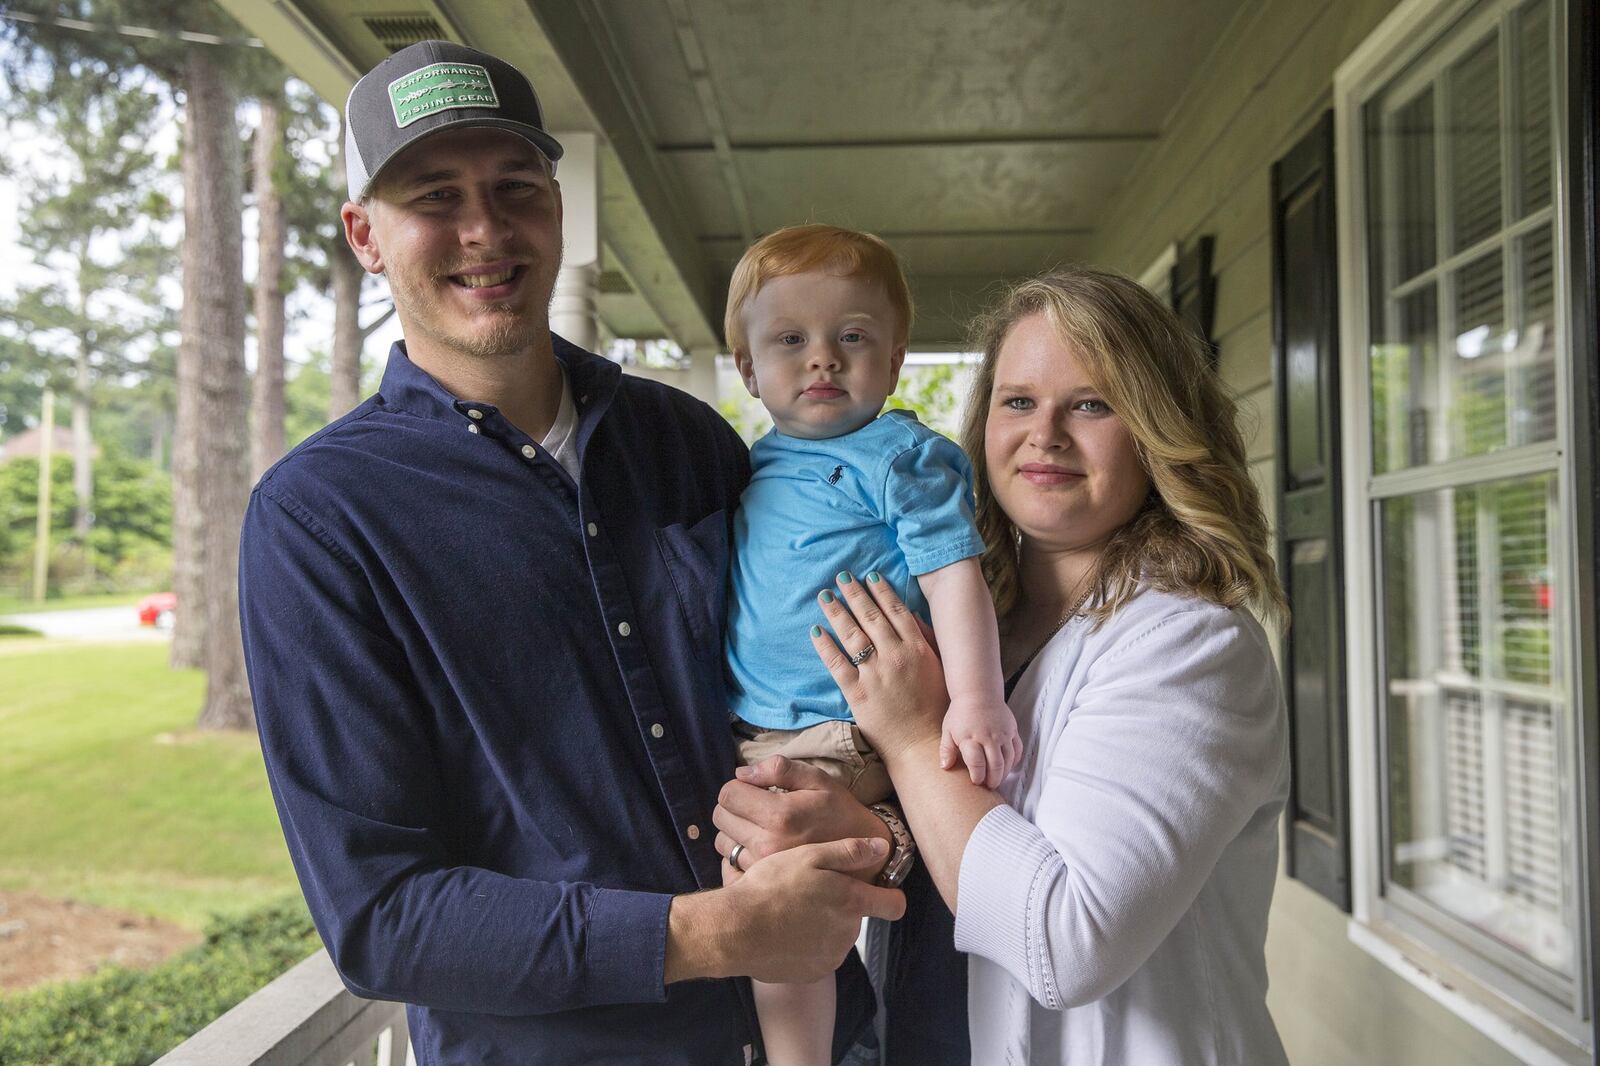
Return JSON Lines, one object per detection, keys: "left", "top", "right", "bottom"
{"left": 375, "top": 334, "right": 621, "bottom": 426}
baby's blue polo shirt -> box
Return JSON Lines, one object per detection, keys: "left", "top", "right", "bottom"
{"left": 726, "top": 409, "right": 985, "bottom": 731}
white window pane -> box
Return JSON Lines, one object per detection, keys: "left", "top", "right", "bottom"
{"left": 1505, "top": 699, "right": 1563, "bottom": 914}
{"left": 1381, "top": 474, "right": 1573, "bottom": 978}
{"left": 1513, "top": 225, "right": 1558, "bottom": 446}
{"left": 1364, "top": 1, "right": 1558, "bottom": 474}
{"left": 1452, "top": 251, "right": 1509, "bottom": 456}
{"left": 1379, "top": 89, "right": 1440, "bottom": 282}
{"left": 1514, "top": 0, "right": 1552, "bottom": 217}
{"left": 1448, "top": 35, "right": 1502, "bottom": 252}
{"left": 1370, "top": 286, "right": 1437, "bottom": 472}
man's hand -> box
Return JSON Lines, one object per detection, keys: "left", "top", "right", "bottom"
{"left": 712, "top": 755, "right": 892, "bottom": 883}
{"left": 665, "top": 837, "right": 906, "bottom": 985}
{"left": 940, "top": 695, "right": 1022, "bottom": 789}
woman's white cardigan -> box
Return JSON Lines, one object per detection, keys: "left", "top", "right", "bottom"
{"left": 953, "top": 587, "right": 1291, "bottom": 1065}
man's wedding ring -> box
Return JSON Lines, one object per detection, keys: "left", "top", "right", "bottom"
{"left": 849, "top": 644, "right": 876, "bottom": 667}
{"left": 728, "top": 842, "right": 746, "bottom": 872}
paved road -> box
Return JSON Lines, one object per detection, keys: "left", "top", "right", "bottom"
{"left": 0, "top": 606, "right": 167, "bottom": 642}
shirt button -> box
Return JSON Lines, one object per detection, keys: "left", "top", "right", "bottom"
{"left": 521, "top": 444, "right": 537, "bottom": 459}
{"left": 686, "top": 824, "right": 701, "bottom": 840}
{"left": 650, "top": 723, "right": 664, "bottom": 738}
{"left": 467, "top": 408, "right": 484, "bottom": 420}
{"left": 586, "top": 522, "right": 598, "bottom": 537}
{"left": 466, "top": 423, "right": 480, "bottom": 435}
{"left": 617, "top": 621, "right": 632, "bottom": 637}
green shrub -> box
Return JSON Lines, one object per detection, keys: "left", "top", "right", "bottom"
{"left": 0, "top": 623, "right": 42, "bottom": 637}
{"left": 0, "top": 452, "right": 173, "bottom": 596}
{"left": 0, "top": 898, "right": 321, "bottom": 1066}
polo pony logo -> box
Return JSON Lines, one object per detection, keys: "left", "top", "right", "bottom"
{"left": 827, "top": 465, "right": 845, "bottom": 485}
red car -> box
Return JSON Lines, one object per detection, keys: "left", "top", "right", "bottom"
{"left": 137, "top": 592, "right": 177, "bottom": 629}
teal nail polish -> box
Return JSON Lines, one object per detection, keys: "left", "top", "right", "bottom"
{"left": 810, "top": 624, "right": 823, "bottom": 637}
{"left": 867, "top": 571, "right": 882, "bottom": 583}
{"left": 837, "top": 571, "right": 854, "bottom": 585}
{"left": 819, "top": 590, "right": 835, "bottom": 604}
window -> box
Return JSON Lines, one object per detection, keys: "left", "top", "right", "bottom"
{"left": 1338, "top": 0, "right": 1588, "bottom": 1052}
{"left": 1380, "top": 474, "right": 1574, "bottom": 984}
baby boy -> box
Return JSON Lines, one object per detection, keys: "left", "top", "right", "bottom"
{"left": 723, "top": 223, "right": 1018, "bottom": 1066}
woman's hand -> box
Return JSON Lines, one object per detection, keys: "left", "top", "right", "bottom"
{"left": 809, "top": 571, "right": 951, "bottom": 766}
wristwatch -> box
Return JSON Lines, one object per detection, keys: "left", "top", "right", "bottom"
{"left": 868, "top": 802, "right": 916, "bottom": 888}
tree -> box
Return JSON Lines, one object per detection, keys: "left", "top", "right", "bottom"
{"left": 258, "top": 99, "right": 393, "bottom": 431}
{"left": 282, "top": 347, "right": 384, "bottom": 449}
{"left": 3, "top": 1, "right": 264, "bottom": 728}
{"left": 0, "top": 332, "right": 47, "bottom": 442}
{"left": 0, "top": 450, "right": 173, "bottom": 593}
{"left": 249, "top": 90, "right": 288, "bottom": 480}
{"left": 259, "top": 82, "right": 386, "bottom": 454}
{"left": 176, "top": 39, "right": 251, "bottom": 727}
{"left": 90, "top": 339, "right": 176, "bottom": 466}
{"left": 326, "top": 115, "right": 394, "bottom": 419}
{"left": 0, "top": 45, "right": 175, "bottom": 547}
{"left": 885, "top": 362, "right": 963, "bottom": 436}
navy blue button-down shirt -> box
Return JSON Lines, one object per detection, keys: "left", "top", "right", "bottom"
{"left": 240, "top": 340, "right": 899, "bottom": 1064}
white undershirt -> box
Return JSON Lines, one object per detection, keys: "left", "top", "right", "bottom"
{"left": 540, "top": 366, "right": 580, "bottom": 481}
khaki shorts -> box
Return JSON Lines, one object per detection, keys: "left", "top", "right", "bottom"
{"left": 733, "top": 718, "right": 892, "bottom": 805}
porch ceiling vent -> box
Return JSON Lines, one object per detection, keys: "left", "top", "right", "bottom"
{"left": 362, "top": 14, "right": 447, "bottom": 54}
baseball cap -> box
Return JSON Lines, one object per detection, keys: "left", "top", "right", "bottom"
{"left": 343, "top": 40, "right": 565, "bottom": 201}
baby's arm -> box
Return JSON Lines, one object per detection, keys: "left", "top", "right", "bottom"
{"left": 915, "top": 557, "right": 1019, "bottom": 788}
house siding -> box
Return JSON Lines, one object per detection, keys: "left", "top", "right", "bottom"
{"left": 1085, "top": 0, "right": 1525, "bottom": 1062}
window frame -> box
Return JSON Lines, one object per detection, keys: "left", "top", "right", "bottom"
{"left": 1334, "top": 0, "right": 1593, "bottom": 1057}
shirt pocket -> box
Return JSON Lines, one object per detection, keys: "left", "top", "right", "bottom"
{"left": 654, "top": 508, "right": 731, "bottom": 662}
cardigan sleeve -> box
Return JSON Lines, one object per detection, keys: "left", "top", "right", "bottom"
{"left": 952, "top": 605, "right": 1287, "bottom": 1009}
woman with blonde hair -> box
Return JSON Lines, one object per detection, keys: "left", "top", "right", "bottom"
{"left": 805, "top": 268, "right": 1292, "bottom": 1064}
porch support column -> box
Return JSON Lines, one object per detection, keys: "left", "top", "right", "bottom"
{"left": 684, "top": 345, "right": 720, "bottom": 405}
{"left": 551, "top": 132, "right": 599, "bottom": 352}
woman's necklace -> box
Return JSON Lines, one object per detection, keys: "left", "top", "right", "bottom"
{"left": 1008, "top": 575, "right": 1095, "bottom": 680}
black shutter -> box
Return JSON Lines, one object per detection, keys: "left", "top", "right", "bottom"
{"left": 1170, "top": 235, "right": 1218, "bottom": 360}
{"left": 1271, "top": 110, "right": 1350, "bottom": 910}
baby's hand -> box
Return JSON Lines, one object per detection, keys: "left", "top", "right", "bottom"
{"left": 940, "top": 697, "right": 1022, "bottom": 789}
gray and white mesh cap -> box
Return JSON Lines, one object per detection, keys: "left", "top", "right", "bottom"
{"left": 343, "top": 40, "right": 564, "bottom": 202}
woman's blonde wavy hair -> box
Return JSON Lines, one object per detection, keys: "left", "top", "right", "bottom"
{"left": 959, "top": 268, "right": 1287, "bottom": 628}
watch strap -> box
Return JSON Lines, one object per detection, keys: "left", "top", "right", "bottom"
{"left": 868, "top": 802, "right": 916, "bottom": 888}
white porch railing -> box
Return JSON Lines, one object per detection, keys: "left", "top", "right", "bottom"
{"left": 152, "top": 949, "right": 413, "bottom": 1066}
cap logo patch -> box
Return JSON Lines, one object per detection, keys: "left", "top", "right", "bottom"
{"left": 387, "top": 62, "right": 500, "bottom": 128}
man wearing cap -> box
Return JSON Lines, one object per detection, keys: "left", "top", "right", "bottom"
{"left": 239, "top": 41, "right": 912, "bottom": 1065}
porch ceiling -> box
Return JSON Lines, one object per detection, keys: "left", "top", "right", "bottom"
{"left": 219, "top": 0, "right": 1248, "bottom": 348}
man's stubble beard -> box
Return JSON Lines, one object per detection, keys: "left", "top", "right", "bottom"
{"left": 385, "top": 256, "right": 556, "bottom": 362}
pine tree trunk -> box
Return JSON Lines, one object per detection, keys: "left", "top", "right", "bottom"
{"left": 329, "top": 236, "right": 365, "bottom": 418}
{"left": 171, "top": 247, "right": 204, "bottom": 666}
{"left": 329, "top": 116, "right": 364, "bottom": 419}
{"left": 178, "top": 45, "right": 253, "bottom": 731}
{"left": 251, "top": 97, "right": 287, "bottom": 480}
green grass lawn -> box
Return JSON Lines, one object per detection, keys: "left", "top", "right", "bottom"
{"left": 0, "top": 591, "right": 142, "bottom": 616}
{"left": 0, "top": 641, "right": 299, "bottom": 929}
